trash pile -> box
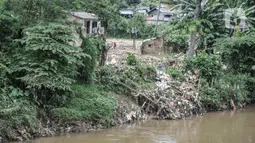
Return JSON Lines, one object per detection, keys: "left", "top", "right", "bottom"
{"left": 133, "top": 70, "right": 204, "bottom": 120}
{"left": 105, "top": 40, "right": 203, "bottom": 120}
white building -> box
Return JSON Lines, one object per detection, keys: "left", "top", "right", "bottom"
{"left": 147, "top": 7, "right": 175, "bottom": 24}
{"left": 71, "top": 12, "right": 101, "bottom": 35}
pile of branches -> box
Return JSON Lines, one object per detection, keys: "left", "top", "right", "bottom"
{"left": 133, "top": 70, "right": 204, "bottom": 120}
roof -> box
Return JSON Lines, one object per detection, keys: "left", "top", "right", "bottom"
{"left": 120, "top": 9, "right": 134, "bottom": 15}
{"left": 71, "top": 12, "right": 98, "bottom": 20}
{"left": 149, "top": 7, "right": 172, "bottom": 14}
{"left": 138, "top": 6, "right": 150, "bottom": 12}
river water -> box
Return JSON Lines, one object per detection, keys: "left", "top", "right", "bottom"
{"left": 27, "top": 106, "right": 255, "bottom": 143}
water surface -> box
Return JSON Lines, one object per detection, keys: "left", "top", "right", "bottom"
{"left": 28, "top": 106, "right": 255, "bottom": 143}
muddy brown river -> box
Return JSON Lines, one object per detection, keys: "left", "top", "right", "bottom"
{"left": 26, "top": 106, "right": 255, "bottom": 143}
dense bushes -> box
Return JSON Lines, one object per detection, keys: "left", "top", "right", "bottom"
{"left": 200, "top": 74, "right": 251, "bottom": 110}
{"left": 0, "top": 0, "right": 112, "bottom": 140}
{"left": 97, "top": 64, "right": 157, "bottom": 94}
{"left": 214, "top": 32, "right": 255, "bottom": 74}
{"left": 184, "top": 52, "right": 222, "bottom": 83}
{"left": 0, "top": 87, "right": 40, "bottom": 140}
{"left": 159, "top": 20, "right": 190, "bottom": 53}
{"left": 78, "top": 36, "right": 103, "bottom": 83}
{"left": 183, "top": 52, "right": 253, "bottom": 110}
{"left": 51, "top": 84, "right": 117, "bottom": 121}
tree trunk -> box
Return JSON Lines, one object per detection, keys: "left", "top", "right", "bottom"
{"left": 100, "top": 21, "right": 109, "bottom": 67}
{"left": 154, "top": 0, "right": 161, "bottom": 37}
{"left": 187, "top": 0, "right": 202, "bottom": 56}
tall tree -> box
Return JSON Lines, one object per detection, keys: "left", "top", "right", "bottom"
{"left": 187, "top": 0, "right": 202, "bottom": 56}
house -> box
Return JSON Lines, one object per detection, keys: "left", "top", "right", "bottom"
{"left": 119, "top": 6, "right": 150, "bottom": 18}
{"left": 71, "top": 12, "right": 101, "bottom": 35}
{"left": 137, "top": 6, "right": 150, "bottom": 15}
{"left": 147, "top": 7, "right": 175, "bottom": 24}
{"left": 120, "top": 8, "right": 134, "bottom": 18}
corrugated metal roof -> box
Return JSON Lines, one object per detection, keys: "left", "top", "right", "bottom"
{"left": 138, "top": 6, "right": 150, "bottom": 12}
{"left": 120, "top": 9, "right": 134, "bottom": 15}
{"left": 72, "top": 12, "right": 98, "bottom": 20}
{"left": 149, "top": 7, "right": 172, "bottom": 14}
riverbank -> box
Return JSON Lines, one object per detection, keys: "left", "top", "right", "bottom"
{"left": 2, "top": 38, "right": 254, "bottom": 143}
{"left": 26, "top": 106, "right": 255, "bottom": 143}
{"left": 1, "top": 64, "right": 203, "bottom": 142}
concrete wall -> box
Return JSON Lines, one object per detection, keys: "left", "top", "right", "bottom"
{"left": 140, "top": 37, "right": 164, "bottom": 55}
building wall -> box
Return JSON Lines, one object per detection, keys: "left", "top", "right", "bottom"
{"left": 148, "top": 10, "right": 173, "bottom": 24}
{"left": 140, "top": 37, "right": 164, "bottom": 55}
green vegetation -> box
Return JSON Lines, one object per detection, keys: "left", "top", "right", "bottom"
{"left": 108, "top": 14, "right": 155, "bottom": 39}
{"left": 97, "top": 64, "right": 157, "bottom": 95}
{"left": 200, "top": 74, "right": 252, "bottom": 110}
{"left": 126, "top": 53, "right": 138, "bottom": 66}
{"left": 184, "top": 52, "right": 222, "bottom": 83}
{"left": 183, "top": 49, "right": 254, "bottom": 110}
{"left": 0, "top": 0, "right": 255, "bottom": 141}
{"left": 0, "top": 87, "right": 40, "bottom": 140}
{"left": 0, "top": 0, "right": 120, "bottom": 141}
{"left": 160, "top": 21, "right": 190, "bottom": 53}
{"left": 78, "top": 35, "right": 103, "bottom": 83}
{"left": 52, "top": 84, "right": 117, "bottom": 121}
{"left": 166, "top": 67, "right": 182, "bottom": 79}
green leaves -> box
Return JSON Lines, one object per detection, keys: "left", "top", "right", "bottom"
{"left": 51, "top": 84, "right": 117, "bottom": 121}
{"left": 12, "top": 23, "right": 86, "bottom": 92}
{"left": 200, "top": 74, "right": 251, "bottom": 110}
{"left": 6, "top": 0, "right": 65, "bottom": 26}
{"left": 126, "top": 53, "right": 138, "bottom": 66}
{"left": 78, "top": 36, "right": 101, "bottom": 83}
{"left": 214, "top": 32, "right": 255, "bottom": 73}
{"left": 184, "top": 52, "right": 222, "bottom": 82}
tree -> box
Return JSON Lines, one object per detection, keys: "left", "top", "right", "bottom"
{"left": 187, "top": 0, "right": 202, "bottom": 56}
{"left": 173, "top": 0, "right": 228, "bottom": 54}
{"left": 6, "top": 0, "right": 65, "bottom": 26}
{"left": 11, "top": 23, "right": 87, "bottom": 107}
{"left": 0, "top": 2, "right": 16, "bottom": 50}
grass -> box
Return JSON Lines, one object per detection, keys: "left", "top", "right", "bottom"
{"left": 51, "top": 84, "right": 117, "bottom": 122}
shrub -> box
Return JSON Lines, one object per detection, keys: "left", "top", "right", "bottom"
{"left": 214, "top": 32, "right": 255, "bottom": 73}
{"left": 126, "top": 53, "right": 138, "bottom": 66}
{"left": 78, "top": 36, "right": 102, "bottom": 83}
{"left": 247, "top": 77, "right": 255, "bottom": 101}
{"left": 97, "top": 64, "right": 157, "bottom": 94}
{"left": 0, "top": 87, "right": 40, "bottom": 140}
{"left": 183, "top": 52, "right": 222, "bottom": 83}
{"left": 51, "top": 84, "right": 117, "bottom": 121}
{"left": 166, "top": 67, "right": 182, "bottom": 79}
{"left": 200, "top": 74, "right": 251, "bottom": 110}
{"left": 159, "top": 20, "right": 190, "bottom": 53}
